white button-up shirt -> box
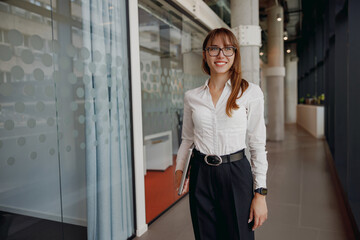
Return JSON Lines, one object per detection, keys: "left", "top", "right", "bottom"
{"left": 175, "top": 79, "right": 268, "bottom": 189}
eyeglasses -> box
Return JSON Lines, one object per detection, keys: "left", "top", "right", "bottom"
{"left": 204, "top": 46, "right": 236, "bottom": 57}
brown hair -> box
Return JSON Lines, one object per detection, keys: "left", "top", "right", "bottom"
{"left": 202, "top": 28, "right": 249, "bottom": 117}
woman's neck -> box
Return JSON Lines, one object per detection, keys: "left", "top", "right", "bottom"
{"left": 209, "top": 72, "right": 230, "bottom": 91}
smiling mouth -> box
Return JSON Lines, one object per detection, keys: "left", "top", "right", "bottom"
{"left": 214, "top": 62, "right": 227, "bottom": 66}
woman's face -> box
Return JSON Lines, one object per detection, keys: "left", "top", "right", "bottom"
{"left": 204, "top": 35, "right": 235, "bottom": 76}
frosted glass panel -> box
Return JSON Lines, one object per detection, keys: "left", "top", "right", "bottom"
{"left": 0, "top": 1, "right": 63, "bottom": 238}
{"left": 0, "top": 0, "right": 134, "bottom": 239}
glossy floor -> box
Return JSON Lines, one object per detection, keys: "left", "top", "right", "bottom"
{"left": 134, "top": 124, "right": 355, "bottom": 240}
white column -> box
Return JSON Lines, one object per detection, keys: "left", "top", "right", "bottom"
{"left": 285, "top": 47, "right": 298, "bottom": 123}
{"left": 129, "top": 0, "right": 147, "bottom": 236}
{"left": 260, "top": 59, "right": 268, "bottom": 124}
{"left": 231, "top": 0, "right": 261, "bottom": 85}
{"left": 265, "top": 5, "right": 285, "bottom": 141}
{"left": 231, "top": 0, "right": 261, "bottom": 160}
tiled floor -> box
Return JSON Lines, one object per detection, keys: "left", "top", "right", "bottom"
{"left": 135, "top": 124, "right": 355, "bottom": 240}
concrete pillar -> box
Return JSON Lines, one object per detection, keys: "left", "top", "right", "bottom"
{"left": 260, "top": 59, "right": 268, "bottom": 124}
{"left": 231, "top": 0, "right": 261, "bottom": 159}
{"left": 265, "top": 5, "right": 285, "bottom": 141}
{"left": 231, "top": 0, "right": 261, "bottom": 85}
{"left": 285, "top": 46, "right": 298, "bottom": 123}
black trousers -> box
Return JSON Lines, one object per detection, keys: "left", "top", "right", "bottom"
{"left": 189, "top": 150, "right": 254, "bottom": 240}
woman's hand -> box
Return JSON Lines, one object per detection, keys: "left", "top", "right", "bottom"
{"left": 248, "top": 193, "right": 268, "bottom": 231}
{"left": 175, "top": 170, "right": 183, "bottom": 190}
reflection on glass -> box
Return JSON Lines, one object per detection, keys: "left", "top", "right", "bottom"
{"left": 138, "top": 0, "right": 208, "bottom": 223}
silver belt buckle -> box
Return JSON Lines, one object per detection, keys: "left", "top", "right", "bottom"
{"left": 204, "top": 154, "right": 222, "bottom": 166}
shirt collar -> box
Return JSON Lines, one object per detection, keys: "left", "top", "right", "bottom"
{"left": 204, "top": 78, "right": 232, "bottom": 89}
{"left": 203, "top": 79, "right": 209, "bottom": 89}
{"left": 226, "top": 79, "right": 232, "bottom": 87}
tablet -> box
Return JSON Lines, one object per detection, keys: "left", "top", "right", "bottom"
{"left": 178, "top": 145, "right": 194, "bottom": 196}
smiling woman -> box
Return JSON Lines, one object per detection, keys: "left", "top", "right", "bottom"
{"left": 175, "top": 28, "right": 268, "bottom": 240}
{"left": 204, "top": 45, "right": 235, "bottom": 76}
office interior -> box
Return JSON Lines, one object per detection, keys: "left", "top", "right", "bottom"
{"left": 0, "top": 0, "right": 359, "bottom": 239}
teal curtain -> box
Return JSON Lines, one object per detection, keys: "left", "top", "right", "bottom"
{"left": 82, "top": 0, "right": 134, "bottom": 239}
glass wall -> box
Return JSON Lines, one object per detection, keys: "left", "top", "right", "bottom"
{"left": 204, "top": 0, "right": 231, "bottom": 26}
{"left": 138, "top": 0, "right": 208, "bottom": 223}
{"left": 0, "top": 0, "right": 134, "bottom": 239}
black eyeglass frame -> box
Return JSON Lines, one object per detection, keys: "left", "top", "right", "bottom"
{"left": 204, "top": 46, "right": 237, "bottom": 57}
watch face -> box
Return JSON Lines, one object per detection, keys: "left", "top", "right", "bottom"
{"left": 255, "top": 188, "right": 268, "bottom": 195}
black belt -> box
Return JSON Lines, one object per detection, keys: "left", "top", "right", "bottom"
{"left": 193, "top": 148, "right": 245, "bottom": 166}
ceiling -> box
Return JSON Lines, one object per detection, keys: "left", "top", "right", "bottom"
{"left": 259, "top": 0, "right": 302, "bottom": 43}
{"left": 203, "top": 0, "right": 303, "bottom": 50}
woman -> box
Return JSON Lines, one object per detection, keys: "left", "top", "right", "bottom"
{"left": 175, "top": 28, "right": 268, "bottom": 240}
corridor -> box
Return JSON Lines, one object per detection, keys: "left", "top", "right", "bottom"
{"left": 135, "top": 124, "right": 355, "bottom": 240}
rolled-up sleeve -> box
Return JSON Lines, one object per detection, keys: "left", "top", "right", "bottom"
{"left": 246, "top": 87, "right": 268, "bottom": 189}
{"left": 175, "top": 92, "right": 194, "bottom": 172}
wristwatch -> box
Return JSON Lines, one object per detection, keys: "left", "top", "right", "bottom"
{"left": 254, "top": 188, "right": 268, "bottom": 196}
